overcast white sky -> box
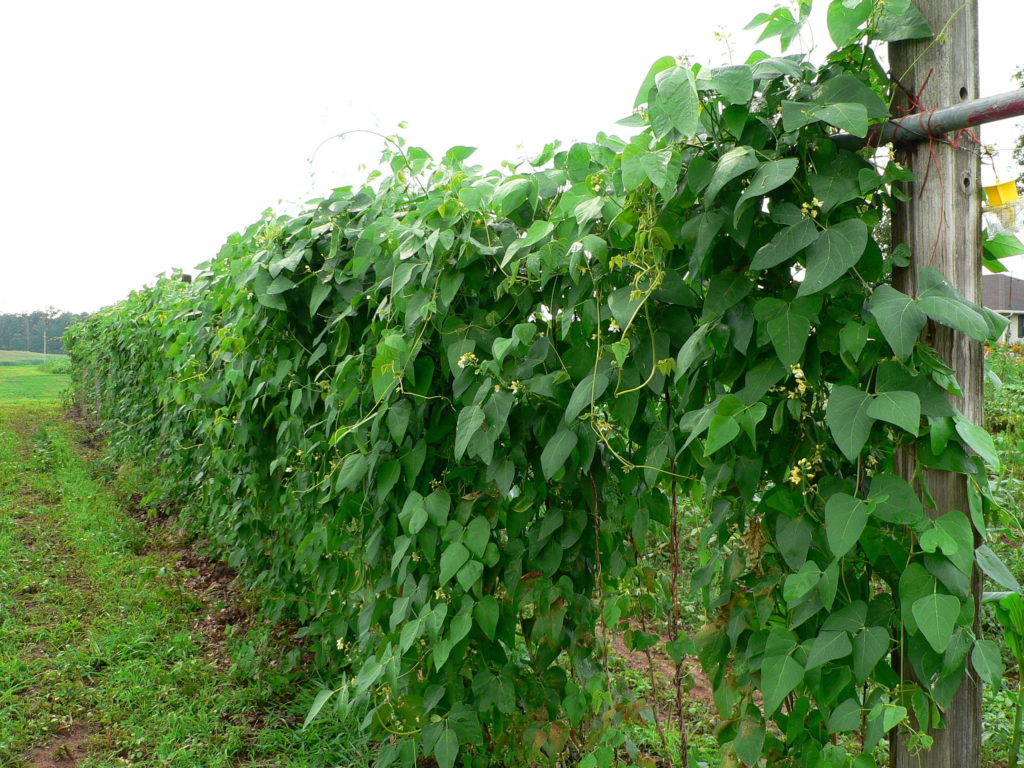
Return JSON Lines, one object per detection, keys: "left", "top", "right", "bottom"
{"left": 2, "top": 1, "right": 1022, "bottom": 314}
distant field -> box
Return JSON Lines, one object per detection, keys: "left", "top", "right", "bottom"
{"left": 0, "top": 350, "right": 68, "bottom": 366}
{"left": 0, "top": 364, "right": 69, "bottom": 402}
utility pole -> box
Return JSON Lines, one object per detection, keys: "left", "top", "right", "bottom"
{"left": 890, "top": 1, "right": 982, "bottom": 766}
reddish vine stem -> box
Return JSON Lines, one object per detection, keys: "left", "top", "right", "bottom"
{"left": 590, "top": 472, "right": 608, "bottom": 672}
{"left": 638, "top": 604, "right": 669, "bottom": 750}
{"left": 665, "top": 389, "right": 688, "bottom": 768}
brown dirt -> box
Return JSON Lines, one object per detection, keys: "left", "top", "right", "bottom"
{"left": 177, "top": 544, "right": 254, "bottom": 668}
{"left": 23, "top": 723, "right": 94, "bottom": 768}
{"left": 607, "top": 626, "right": 717, "bottom": 751}
{"left": 62, "top": 405, "right": 103, "bottom": 453}
{"left": 114, "top": 504, "right": 258, "bottom": 674}
{"left": 64, "top": 406, "right": 257, "bottom": 670}
{"left": 610, "top": 631, "right": 715, "bottom": 709}
{"left": 122, "top": 507, "right": 255, "bottom": 669}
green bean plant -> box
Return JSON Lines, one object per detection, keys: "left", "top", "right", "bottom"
{"left": 67, "top": 2, "right": 1020, "bottom": 766}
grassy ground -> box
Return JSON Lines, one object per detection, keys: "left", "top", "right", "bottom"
{"left": 0, "top": 350, "right": 67, "bottom": 366}
{"left": 0, "top": 364, "right": 70, "bottom": 402}
{"left": 0, "top": 400, "right": 372, "bottom": 765}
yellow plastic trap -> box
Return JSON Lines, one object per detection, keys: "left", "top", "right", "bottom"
{"left": 985, "top": 180, "right": 1019, "bottom": 207}
{"left": 983, "top": 180, "right": 1024, "bottom": 236}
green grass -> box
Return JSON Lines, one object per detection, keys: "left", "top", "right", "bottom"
{"left": 0, "top": 350, "right": 67, "bottom": 366}
{"left": 0, "top": 403, "right": 373, "bottom": 767}
{"left": 0, "top": 364, "right": 70, "bottom": 402}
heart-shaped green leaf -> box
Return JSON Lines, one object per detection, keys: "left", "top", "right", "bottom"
{"left": 824, "top": 492, "right": 868, "bottom": 558}
{"left": 760, "top": 654, "right": 804, "bottom": 715}
{"left": 912, "top": 593, "right": 961, "bottom": 654}
{"left": 826, "top": 385, "right": 875, "bottom": 461}
{"left": 798, "top": 219, "right": 868, "bottom": 296}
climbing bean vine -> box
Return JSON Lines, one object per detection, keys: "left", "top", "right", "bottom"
{"left": 67, "top": 2, "right": 1018, "bottom": 766}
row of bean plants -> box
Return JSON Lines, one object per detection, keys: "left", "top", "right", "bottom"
{"left": 66, "top": 2, "right": 1018, "bottom": 766}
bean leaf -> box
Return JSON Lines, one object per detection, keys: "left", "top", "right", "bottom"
{"left": 454, "top": 406, "right": 486, "bottom": 460}
{"left": 826, "top": 385, "right": 875, "bottom": 461}
{"left": 434, "top": 728, "right": 459, "bottom": 768}
{"left": 955, "top": 419, "right": 1001, "bottom": 470}
{"left": 806, "top": 630, "right": 852, "bottom": 669}
{"left": 439, "top": 543, "right": 471, "bottom": 585}
{"left": 851, "top": 626, "right": 889, "bottom": 681}
{"left": 698, "top": 64, "right": 755, "bottom": 105}
{"left": 474, "top": 595, "right": 500, "bottom": 641}
{"left": 541, "top": 427, "right": 578, "bottom": 479}
{"left": 760, "top": 654, "right": 804, "bottom": 715}
{"left": 814, "top": 103, "right": 869, "bottom": 137}
{"left": 827, "top": 0, "right": 871, "bottom": 46}
{"left": 866, "top": 285, "right": 926, "bottom": 359}
{"left": 737, "top": 158, "right": 799, "bottom": 208}
{"left": 824, "top": 493, "right": 868, "bottom": 558}
{"left": 654, "top": 66, "right": 699, "bottom": 137}
{"left": 704, "top": 146, "right": 758, "bottom": 206}
{"left": 972, "top": 639, "right": 1005, "bottom": 686}
{"left": 750, "top": 219, "right": 820, "bottom": 270}
{"left": 912, "top": 593, "right": 960, "bottom": 654}
{"left": 976, "top": 544, "right": 1022, "bottom": 592}
{"left": 798, "top": 219, "right": 868, "bottom": 296}
{"left": 828, "top": 698, "right": 862, "bottom": 733}
{"left": 866, "top": 390, "right": 920, "bottom": 435}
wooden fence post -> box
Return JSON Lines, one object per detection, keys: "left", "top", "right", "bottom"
{"left": 890, "top": 1, "right": 983, "bottom": 766}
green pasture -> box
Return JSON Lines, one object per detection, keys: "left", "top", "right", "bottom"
{"left": 0, "top": 350, "right": 67, "bottom": 366}
{"left": 0, "top": 363, "right": 70, "bottom": 403}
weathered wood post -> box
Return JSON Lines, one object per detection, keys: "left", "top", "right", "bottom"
{"left": 890, "top": 1, "right": 983, "bottom": 766}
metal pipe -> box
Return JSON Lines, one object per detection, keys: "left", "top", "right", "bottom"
{"left": 831, "top": 88, "right": 1024, "bottom": 149}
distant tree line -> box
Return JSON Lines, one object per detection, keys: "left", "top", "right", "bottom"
{"left": 0, "top": 309, "right": 89, "bottom": 354}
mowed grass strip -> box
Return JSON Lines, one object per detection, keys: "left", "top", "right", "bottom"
{"left": 0, "top": 364, "right": 70, "bottom": 402}
{"left": 0, "top": 403, "right": 371, "bottom": 767}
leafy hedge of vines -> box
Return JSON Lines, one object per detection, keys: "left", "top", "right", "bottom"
{"left": 67, "top": 3, "right": 1017, "bottom": 766}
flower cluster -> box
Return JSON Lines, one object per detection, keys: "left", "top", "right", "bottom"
{"left": 790, "top": 364, "right": 808, "bottom": 397}
{"left": 785, "top": 443, "right": 827, "bottom": 495}
{"left": 801, "top": 197, "right": 823, "bottom": 218}
{"left": 787, "top": 457, "right": 815, "bottom": 485}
